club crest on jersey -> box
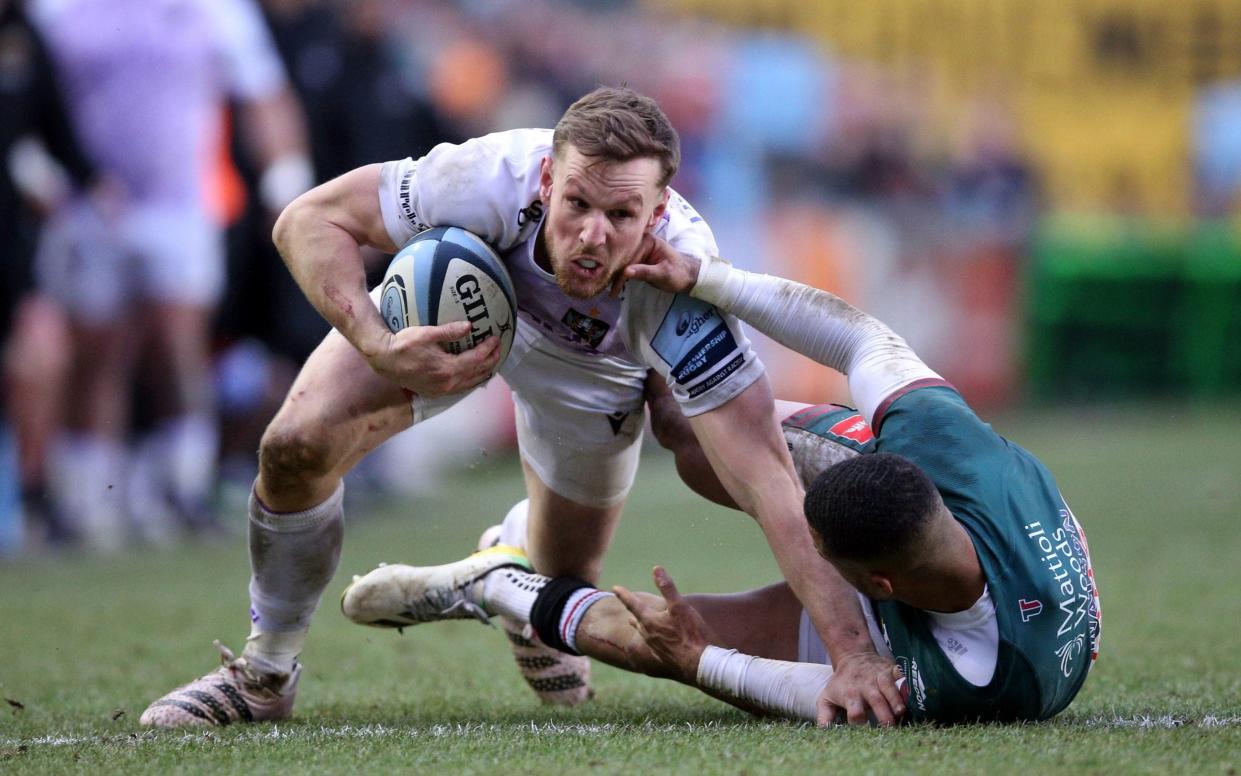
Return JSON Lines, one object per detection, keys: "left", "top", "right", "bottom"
{"left": 1018, "top": 598, "right": 1044, "bottom": 622}
{"left": 562, "top": 308, "right": 610, "bottom": 349}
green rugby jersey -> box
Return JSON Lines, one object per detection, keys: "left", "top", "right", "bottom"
{"left": 865, "top": 383, "right": 1102, "bottom": 723}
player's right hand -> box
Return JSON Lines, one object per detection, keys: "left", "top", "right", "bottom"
{"left": 366, "top": 321, "right": 501, "bottom": 397}
{"left": 619, "top": 235, "right": 700, "bottom": 296}
{"left": 816, "top": 653, "right": 907, "bottom": 728}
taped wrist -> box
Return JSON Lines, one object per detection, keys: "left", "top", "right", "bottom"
{"left": 529, "top": 576, "right": 594, "bottom": 655}
{"left": 697, "top": 645, "right": 833, "bottom": 723}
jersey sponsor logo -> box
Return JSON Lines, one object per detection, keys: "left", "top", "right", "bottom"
{"left": 686, "top": 353, "right": 744, "bottom": 398}
{"left": 606, "top": 410, "right": 630, "bottom": 435}
{"left": 1023, "top": 509, "right": 1100, "bottom": 673}
{"left": 398, "top": 164, "right": 429, "bottom": 233}
{"left": 896, "top": 657, "right": 927, "bottom": 712}
{"left": 1018, "top": 598, "right": 1044, "bottom": 622}
{"left": 1055, "top": 634, "right": 1085, "bottom": 678}
{"left": 1059, "top": 502, "right": 1102, "bottom": 662}
{"left": 517, "top": 199, "right": 544, "bottom": 228}
{"left": 827, "top": 415, "right": 875, "bottom": 445}
{"left": 652, "top": 295, "right": 741, "bottom": 394}
{"left": 561, "top": 308, "right": 610, "bottom": 349}
{"left": 670, "top": 324, "right": 729, "bottom": 382}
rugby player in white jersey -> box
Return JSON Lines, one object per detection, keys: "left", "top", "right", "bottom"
{"left": 29, "top": 0, "right": 311, "bottom": 547}
{"left": 140, "top": 87, "right": 903, "bottom": 728}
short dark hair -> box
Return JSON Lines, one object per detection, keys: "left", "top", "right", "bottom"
{"left": 804, "top": 453, "right": 940, "bottom": 564}
{"left": 553, "top": 86, "right": 680, "bottom": 187}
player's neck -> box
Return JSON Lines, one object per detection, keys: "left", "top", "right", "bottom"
{"left": 534, "top": 223, "right": 553, "bottom": 273}
{"left": 896, "top": 524, "right": 986, "bottom": 613}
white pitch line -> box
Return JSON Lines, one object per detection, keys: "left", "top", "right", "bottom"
{"left": 4, "top": 715, "right": 1238, "bottom": 748}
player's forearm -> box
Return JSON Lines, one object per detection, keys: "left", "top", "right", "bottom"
{"left": 689, "top": 256, "right": 940, "bottom": 425}
{"left": 273, "top": 182, "right": 390, "bottom": 358}
{"left": 755, "top": 503, "right": 878, "bottom": 666}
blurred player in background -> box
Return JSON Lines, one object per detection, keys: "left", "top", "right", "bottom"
{"left": 0, "top": 0, "right": 102, "bottom": 553}
{"left": 26, "top": 0, "right": 311, "bottom": 549}
{"left": 344, "top": 245, "right": 1101, "bottom": 725}
{"left": 140, "top": 87, "right": 903, "bottom": 728}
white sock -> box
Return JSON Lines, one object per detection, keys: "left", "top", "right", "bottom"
{"left": 159, "top": 413, "right": 218, "bottom": 509}
{"left": 245, "top": 482, "right": 345, "bottom": 671}
{"left": 498, "top": 498, "right": 530, "bottom": 549}
{"left": 558, "top": 588, "right": 614, "bottom": 654}
{"left": 481, "top": 570, "right": 615, "bottom": 654}
{"left": 49, "top": 433, "right": 127, "bottom": 551}
{"left": 127, "top": 433, "right": 177, "bottom": 543}
{"left": 482, "top": 567, "right": 550, "bottom": 621}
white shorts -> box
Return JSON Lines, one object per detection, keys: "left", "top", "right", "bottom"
{"left": 37, "top": 201, "right": 224, "bottom": 323}
{"left": 411, "top": 318, "right": 647, "bottom": 508}
{"left": 798, "top": 593, "right": 893, "bottom": 666}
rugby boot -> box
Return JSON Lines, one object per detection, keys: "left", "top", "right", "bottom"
{"left": 477, "top": 525, "right": 594, "bottom": 707}
{"left": 138, "top": 641, "right": 300, "bottom": 728}
{"left": 340, "top": 545, "right": 531, "bottom": 628}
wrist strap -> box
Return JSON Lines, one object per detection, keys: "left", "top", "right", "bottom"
{"left": 691, "top": 255, "right": 740, "bottom": 307}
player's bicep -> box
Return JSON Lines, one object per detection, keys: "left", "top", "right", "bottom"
{"left": 279, "top": 164, "right": 397, "bottom": 253}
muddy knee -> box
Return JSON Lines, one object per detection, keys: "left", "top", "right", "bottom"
{"left": 258, "top": 418, "right": 339, "bottom": 501}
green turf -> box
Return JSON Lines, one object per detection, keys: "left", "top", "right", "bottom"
{"left": 2, "top": 404, "right": 1239, "bottom": 773}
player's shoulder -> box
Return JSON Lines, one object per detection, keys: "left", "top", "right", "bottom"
{"left": 653, "top": 187, "right": 717, "bottom": 258}
{"left": 432, "top": 128, "right": 551, "bottom": 179}
{"left": 474, "top": 127, "right": 554, "bottom": 161}
{"left": 402, "top": 128, "right": 550, "bottom": 248}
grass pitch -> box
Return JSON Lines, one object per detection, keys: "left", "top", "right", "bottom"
{"left": 2, "top": 403, "right": 1239, "bottom": 773}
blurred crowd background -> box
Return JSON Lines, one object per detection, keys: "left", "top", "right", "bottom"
{"left": 2, "top": 0, "right": 1239, "bottom": 557}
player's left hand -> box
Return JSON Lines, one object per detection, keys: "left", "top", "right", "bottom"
{"left": 817, "top": 652, "right": 907, "bottom": 728}
{"left": 613, "top": 566, "right": 710, "bottom": 683}
{"left": 614, "top": 234, "right": 700, "bottom": 297}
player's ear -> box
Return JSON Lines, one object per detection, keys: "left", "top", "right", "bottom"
{"left": 869, "top": 573, "right": 895, "bottom": 600}
{"left": 539, "top": 156, "right": 554, "bottom": 202}
{"left": 647, "top": 188, "right": 669, "bottom": 229}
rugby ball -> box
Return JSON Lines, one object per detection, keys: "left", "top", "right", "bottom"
{"left": 379, "top": 226, "right": 517, "bottom": 370}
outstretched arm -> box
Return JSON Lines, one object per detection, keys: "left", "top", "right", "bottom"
{"left": 626, "top": 240, "right": 940, "bottom": 428}
{"left": 614, "top": 568, "right": 902, "bottom": 726}
{"left": 685, "top": 378, "right": 904, "bottom": 725}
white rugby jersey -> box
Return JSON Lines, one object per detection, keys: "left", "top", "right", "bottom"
{"left": 377, "top": 128, "right": 765, "bottom": 416}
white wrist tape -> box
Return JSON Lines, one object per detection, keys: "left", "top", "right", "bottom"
{"left": 692, "top": 254, "right": 742, "bottom": 308}
{"left": 697, "top": 645, "right": 832, "bottom": 723}
{"left": 688, "top": 260, "right": 941, "bottom": 426}
{"left": 259, "top": 154, "right": 315, "bottom": 212}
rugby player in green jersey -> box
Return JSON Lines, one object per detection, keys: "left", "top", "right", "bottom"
{"left": 341, "top": 241, "right": 1101, "bottom": 726}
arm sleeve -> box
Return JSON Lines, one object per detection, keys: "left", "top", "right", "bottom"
{"left": 690, "top": 255, "right": 941, "bottom": 427}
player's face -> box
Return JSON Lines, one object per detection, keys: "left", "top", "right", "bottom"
{"left": 539, "top": 147, "right": 669, "bottom": 299}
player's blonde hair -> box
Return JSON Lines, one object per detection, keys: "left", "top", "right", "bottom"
{"left": 553, "top": 86, "right": 680, "bottom": 188}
